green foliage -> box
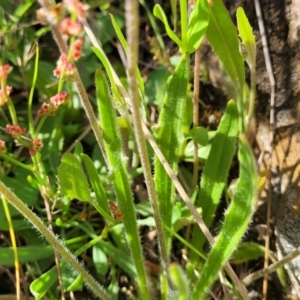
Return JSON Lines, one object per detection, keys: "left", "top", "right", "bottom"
{"left": 154, "top": 0, "right": 210, "bottom": 54}
{"left": 96, "top": 67, "right": 150, "bottom": 300}
{"left": 191, "top": 135, "right": 257, "bottom": 299}
{"left": 186, "top": 126, "right": 209, "bottom": 146}
{"left": 0, "top": 245, "right": 54, "bottom": 265}
{"left": 189, "top": 100, "right": 239, "bottom": 265}
{"left": 206, "top": 0, "right": 245, "bottom": 126}
{"left": 0, "top": 1, "right": 265, "bottom": 299}
{"left": 57, "top": 153, "right": 91, "bottom": 202}
{"left": 154, "top": 54, "right": 190, "bottom": 253}
{"left": 236, "top": 7, "right": 256, "bottom": 68}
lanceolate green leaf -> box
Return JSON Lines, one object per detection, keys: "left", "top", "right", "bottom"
{"left": 109, "top": 13, "right": 145, "bottom": 93}
{"left": 189, "top": 100, "right": 239, "bottom": 265}
{"left": 191, "top": 135, "right": 257, "bottom": 299}
{"left": 206, "top": 0, "right": 245, "bottom": 115}
{"left": 153, "top": 4, "right": 182, "bottom": 49}
{"left": 154, "top": 54, "right": 189, "bottom": 253}
{"left": 0, "top": 245, "right": 53, "bottom": 265}
{"left": 236, "top": 7, "right": 256, "bottom": 132}
{"left": 82, "top": 153, "right": 114, "bottom": 223}
{"left": 92, "top": 47, "right": 120, "bottom": 102}
{"left": 186, "top": 0, "right": 210, "bottom": 53}
{"left": 236, "top": 7, "right": 256, "bottom": 68}
{"left": 95, "top": 67, "right": 150, "bottom": 300}
{"left": 57, "top": 153, "right": 91, "bottom": 202}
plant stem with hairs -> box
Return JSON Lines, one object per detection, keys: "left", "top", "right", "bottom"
{"left": 0, "top": 181, "right": 113, "bottom": 300}
{"left": 37, "top": 0, "right": 107, "bottom": 162}
{"left": 124, "top": 0, "right": 172, "bottom": 292}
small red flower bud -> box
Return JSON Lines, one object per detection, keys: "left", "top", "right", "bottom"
{"left": 68, "top": 21, "right": 84, "bottom": 37}
{"left": 73, "top": 38, "right": 84, "bottom": 50}
{"left": 50, "top": 91, "right": 70, "bottom": 106}
{"left": 53, "top": 68, "right": 61, "bottom": 77}
{"left": 29, "top": 138, "right": 43, "bottom": 156}
{"left": 0, "top": 140, "right": 7, "bottom": 152}
{"left": 64, "top": 0, "right": 89, "bottom": 20}
{"left": 0, "top": 64, "right": 13, "bottom": 80}
{"left": 53, "top": 53, "right": 75, "bottom": 78}
{"left": 37, "top": 103, "right": 58, "bottom": 116}
{"left": 72, "top": 38, "right": 84, "bottom": 60}
{"left": 5, "top": 124, "right": 26, "bottom": 138}
{"left": 60, "top": 18, "right": 72, "bottom": 38}
{"left": 109, "top": 201, "right": 124, "bottom": 221}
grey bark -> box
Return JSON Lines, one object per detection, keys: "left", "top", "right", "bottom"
{"left": 224, "top": 0, "right": 300, "bottom": 295}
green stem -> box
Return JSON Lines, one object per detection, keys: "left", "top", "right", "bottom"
{"left": 180, "top": 0, "right": 188, "bottom": 50}
{"left": 125, "top": 0, "right": 171, "bottom": 295}
{"left": 28, "top": 42, "right": 39, "bottom": 137}
{"left": 6, "top": 98, "right": 18, "bottom": 125}
{"left": 0, "top": 153, "right": 35, "bottom": 171}
{"left": 34, "top": 115, "right": 47, "bottom": 137}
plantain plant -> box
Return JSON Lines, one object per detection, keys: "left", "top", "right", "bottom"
{"left": 0, "top": 0, "right": 264, "bottom": 299}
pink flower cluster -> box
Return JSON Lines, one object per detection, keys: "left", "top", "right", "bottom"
{"left": 3, "top": 125, "right": 44, "bottom": 156}
{"left": 37, "top": 103, "right": 58, "bottom": 116}
{"left": 71, "top": 38, "right": 84, "bottom": 61}
{"left": 64, "top": 0, "right": 89, "bottom": 20}
{"left": 60, "top": 18, "right": 84, "bottom": 39}
{"left": 37, "top": 0, "right": 88, "bottom": 78}
{"left": 5, "top": 124, "right": 26, "bottom": 138}
{"left": 29, "top": 138, "right": 44, "bottom": 156}
{"left": 0, "top": 64, "right": 13, "bottom": 106}
{"left": 38, "top": 91, "right": 70, "bottom": 116}
{"left": 53, "top": 53, "right": 75, "bottom": 78}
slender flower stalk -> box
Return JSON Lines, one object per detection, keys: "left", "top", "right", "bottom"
{"left": 37, "top": 0, "right": 107, "bottom": 161}
{"left": 125, "top": 0, "right": 172, "bottom": 292}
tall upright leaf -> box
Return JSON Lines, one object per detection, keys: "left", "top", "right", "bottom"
{"left": 191, "top": 135, "right": 257, "bottom": 299}
{"left": 95, "top": 67, "right": 151, "bottom": 300}
{"left": 154, "top": 54, "right": 189, "bottom": 253}
{"left": 206, "top": 0, "right": 245, "bottom": 125}
{"left": 189, "top": 100, "right": 239, "bottom": 265}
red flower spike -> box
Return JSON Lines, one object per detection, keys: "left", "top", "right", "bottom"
{"left": 0, "top": 140, "right": 7, "bottom": 152}
{"left": 109, "top": 201, "right": 124, "bottom": 221}
{"left": 29, "top": 138, "right": 43, "bottom": 156}
{"left": 5, "top": 124, "right": 26, "bottom": 138}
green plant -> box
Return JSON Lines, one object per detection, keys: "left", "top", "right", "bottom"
{"left": 0, "top": 0, "right": 268, "bottom": 299}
